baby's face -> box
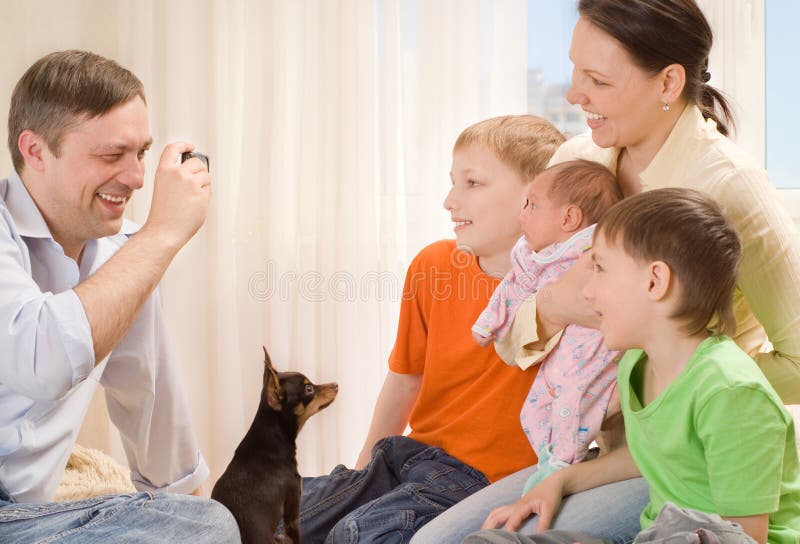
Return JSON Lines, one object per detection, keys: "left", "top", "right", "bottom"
{"left": 520, "top": 171, "right": 570, "bottom": 251}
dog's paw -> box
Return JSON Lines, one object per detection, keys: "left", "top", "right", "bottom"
{"left": 275, "top": 535, "right": 294, "bottom": 544}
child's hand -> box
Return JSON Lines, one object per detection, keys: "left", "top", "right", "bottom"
{"left": 472, "top": 330, "right": 494, "bottom": 347}
{"left": 481, "top": 472, "right": 565, "bottom": 532}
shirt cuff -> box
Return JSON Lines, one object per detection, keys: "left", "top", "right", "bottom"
{"left": 494, "top": 294, "right": 564, "bottom": 370}
{"left": 52, "top": 290, "right": 95, "bottom": 386}
{"left": 130, "top": 452, "right": 210, "bottom": 495}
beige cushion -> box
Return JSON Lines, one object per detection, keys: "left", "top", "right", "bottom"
{"left": 55, "top": 444, "right": 136, "bottom": 502}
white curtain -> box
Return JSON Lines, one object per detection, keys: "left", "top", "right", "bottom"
{"left": 0, "top": 0, "right": 526, "bottom": 486}
{"left": 697, "top": 0, "right": 765, "bottom": 166}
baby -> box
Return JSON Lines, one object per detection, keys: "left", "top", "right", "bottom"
{"left": 472, "top": 159, "right": 623, "bottom": 492}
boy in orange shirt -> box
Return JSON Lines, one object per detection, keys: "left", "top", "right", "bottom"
{"left": 299, "top": 116, "right": 641, "bottom": 543}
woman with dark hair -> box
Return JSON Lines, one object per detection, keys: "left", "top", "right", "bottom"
{"left": 411, "top": 1, "right": 800, "bottom": 543}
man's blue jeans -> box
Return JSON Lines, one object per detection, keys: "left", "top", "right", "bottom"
{"left": 0, "top": 482, "right": 240, "bottom": 543}
{"left": 299, "top": 435, "right": 490, "bottom": 543}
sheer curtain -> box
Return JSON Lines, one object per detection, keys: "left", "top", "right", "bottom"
{"left": 0, "top": 0, "right": 525, "bottom": 485}
{"left": 697, "top": 0, "right": 765, "bottom": 165}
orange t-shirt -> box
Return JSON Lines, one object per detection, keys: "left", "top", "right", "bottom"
{"left": 389, "top": 240, "right": 539, "bottom": 483}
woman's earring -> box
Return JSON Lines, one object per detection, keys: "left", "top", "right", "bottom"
{"left": 663, "top": 103, "right": 670, "bottom": 112}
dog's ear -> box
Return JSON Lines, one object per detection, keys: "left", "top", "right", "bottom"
{"left": 262, "top": 345, "right": 272, "bottom": 367}
{"left": 263, "top": 346, "right": 284, "bottom": 411}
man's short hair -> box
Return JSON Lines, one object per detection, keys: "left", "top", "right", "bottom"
{"left": 8, "top": 50, "right": 146, "bottom": 172}
{"left": 596, "top": 187, "right": 742, "bottom": 336}
{"left": 545, "top": 159, "right": 623, "bottom": 224}
{"left": 454, "top": 115, "right": 566, "bottom": 182}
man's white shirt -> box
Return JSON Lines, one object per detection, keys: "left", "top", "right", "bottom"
{"left": 0, "top": 170, "right": 208, "bottom": 502}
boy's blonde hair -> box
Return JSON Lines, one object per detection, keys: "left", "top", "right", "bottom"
{"left": 596, "top": 188, "right": 742, "bottom": 336}
{"left": 546, "top": 160, "right": 623, "bottom": 224}
{"left": 454, "top": 115, "right": 566, "bottom": 182}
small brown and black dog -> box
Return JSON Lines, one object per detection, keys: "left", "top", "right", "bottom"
{"left": 212, "top": 347, "right": 338, "bottom": 544}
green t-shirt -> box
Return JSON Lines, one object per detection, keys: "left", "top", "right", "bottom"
{"left": 619, "top": 336, "right": 800, "bottom": 544}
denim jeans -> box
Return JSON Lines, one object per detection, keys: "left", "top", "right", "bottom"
{"left": 299, "top": 436, "right": 489, "bottom": 543}
{"left": 463, "top": 529, "right": 610, "bottom": 544}
{"left": 411, "top": 463, "right": 649, "bottom": 544}
{"left": 0, "top": 481, "right": 240, "bottom": 543}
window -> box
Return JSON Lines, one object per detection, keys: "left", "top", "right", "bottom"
{"left": 766, "top": 1, "right": 799, "bottom": 189}
{"left": 526, "top": 0, "right": 582, "bottom": 136}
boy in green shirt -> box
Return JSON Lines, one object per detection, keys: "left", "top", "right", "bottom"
{"left": 471, "top": 188, "right": 800, "bottom": 544}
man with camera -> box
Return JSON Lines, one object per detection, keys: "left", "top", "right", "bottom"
{"left": 0, "top": 50, "right": 239, "bottom": 542}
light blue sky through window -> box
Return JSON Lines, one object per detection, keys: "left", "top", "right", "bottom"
{"left": 527, "top": 0, "right": 577, "bottom": 80}
{"left": 526, "top": 0, "right": 582, "bottom": 136}
{"left": 766, "top": 1, "right": 798, "bottom": 188}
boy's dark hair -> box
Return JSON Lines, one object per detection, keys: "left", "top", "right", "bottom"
{"left": 546, "top": 160, "right": 623, "bottom": 224}
{"left": 455, "top": 115, "right": 566, "bottom": 182}
{"left": 596, "top": 188, "right": 741, "bottom": 336}
{"left": 8, "top": 50, "right": 146, "bottom": 172}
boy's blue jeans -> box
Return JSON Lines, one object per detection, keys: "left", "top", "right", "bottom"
{"left": 299, "top": 435, "right": 490, "bottom": 543}
{"left": 0, "top": 482, "right": 240, "bottom": 543}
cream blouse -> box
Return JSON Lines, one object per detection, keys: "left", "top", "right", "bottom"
{"left": 500, "top": 104, "right": 800, "bottom": 404}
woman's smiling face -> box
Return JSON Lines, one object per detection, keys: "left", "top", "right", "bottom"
{"left": 566, "top": 17, "right": 667, "bottom": 151}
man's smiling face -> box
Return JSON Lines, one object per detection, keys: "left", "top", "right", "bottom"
{"left": 36, "top": 96, "right": 152, "bottom": 255}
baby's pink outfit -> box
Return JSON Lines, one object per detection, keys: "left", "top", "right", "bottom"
{"left": 473, "top": 225, "right": 619, "bottom": 471}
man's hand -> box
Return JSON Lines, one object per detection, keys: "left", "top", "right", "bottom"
{"left": 189, "top": 486, "right": 203, "bottom": 497}
{"left": 75, "top": 141, "right": 212, "bottom": 365}
{"left": 142, "top": 142, "right": 211, "bottom": 249}
{"left": 481, "top": 471, "right": 565, "bottom": 532}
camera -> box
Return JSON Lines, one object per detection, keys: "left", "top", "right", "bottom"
{"left": 180, "top": 151, "right": 210, "bottom": 172}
